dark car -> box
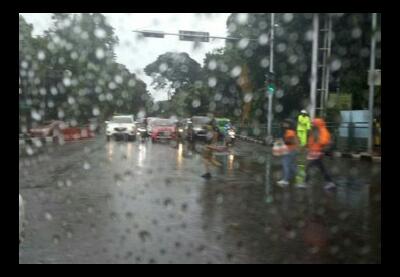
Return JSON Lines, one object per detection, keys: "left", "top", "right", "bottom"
{"left": 189, "top": 116, "right": 211, "bottom": 141}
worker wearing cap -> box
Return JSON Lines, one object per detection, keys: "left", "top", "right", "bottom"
{"left": 297, "top": 110, "right": 311, "bottom": 147}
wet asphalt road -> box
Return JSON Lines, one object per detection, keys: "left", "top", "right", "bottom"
{"left": 19, "top": 137, "right": 381, "bottom": 264}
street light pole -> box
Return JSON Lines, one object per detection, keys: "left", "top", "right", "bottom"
{"left": 310, "top": 13, "right": 319, "bottom": 120}
{"left": 368, "top": 13, "right": 377, "bottom": 154}
{"left": 267, "top": 13, "right": 275, "bottom": 141}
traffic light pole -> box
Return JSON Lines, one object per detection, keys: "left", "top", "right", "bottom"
{"left": 267, "top": 13, "right": 275, "bottom": 141}
{"left": 134, "top": 22, "right": 277, "bottom": 140}
{"left": 310, "top": 13, "right": 319, "bottom": 120}
{"left": 368, "top": 13, "right": 377, "bottom": 155}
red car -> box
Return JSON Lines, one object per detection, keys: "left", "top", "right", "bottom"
{"left": 150, "top": 119, "right": 177, "bottom": 143}
{"left": 29, "top": 120, "right": 66, "bottom": 139}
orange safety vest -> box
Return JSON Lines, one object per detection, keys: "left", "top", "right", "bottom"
{"left": 284, "top": 129, "right": 299, "bottom": 152}
{"left": 308, "top": 118, "right": 331, "bottom": 153}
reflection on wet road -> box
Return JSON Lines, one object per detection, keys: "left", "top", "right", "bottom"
{"left": 19, "top": 138, "right": 381, "bottom": 263}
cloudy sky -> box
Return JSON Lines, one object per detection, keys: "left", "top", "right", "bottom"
{"left": 20, "top": 13, "right": 231, "bottom": 101}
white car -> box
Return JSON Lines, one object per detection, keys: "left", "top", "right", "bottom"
{"left": 106, "top": 115, "right": 137, "bottom": 141}
{"left": 19, "top": 194, "right": 25, "bottom": 243}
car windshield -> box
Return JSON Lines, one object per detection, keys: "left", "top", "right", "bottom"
{"left": 192, "top": 117, "right": 210, "bottom": 125}
{"left": 112, "top": 117, "right": 132, "bottom": 124}
{"left": 19, "top": 13, "right": 381, "bottom": 264}
{"left": 152, "top": 119, "right": 174, "bottom": 126}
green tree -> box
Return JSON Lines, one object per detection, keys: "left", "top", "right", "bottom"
{"left": 144, "top": 52, "right": 204, "bottom": 90}
{"left": 19, "top": 13, "right": 154, "bottom": 129}
{"left": 144, "top": 52, "right": 208, "bottom": 117}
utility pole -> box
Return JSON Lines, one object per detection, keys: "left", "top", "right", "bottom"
{"left": 368, "top": 13, "right": 377, "bottom": 154}
{"left": 267, "top": 13, "right": 275, "bottom": 141}
{"left": 310, "top": 13, "right": 319, "bottom": 120}
{"left": 323, "top": 14, "right": 333, "bottom": 114}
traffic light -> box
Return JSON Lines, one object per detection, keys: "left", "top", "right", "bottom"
{"left": 268, "top": 83, "right": 276, "bottom": 94}
{"left": 265, "top": 72, "right": 276, "bottom": 94}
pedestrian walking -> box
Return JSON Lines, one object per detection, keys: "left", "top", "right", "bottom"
{"left": 187, "top": 122, "right": 196, "bottom": 154}
{"left": 297, "top": 118, "right": 336, "bottom": 190}
{"left": 297, "top": 110, "right": 311, "bottom": 148}
{"left": 201, "top": 120, "right": 223, "bottom": 179}
{"left": 277, "top": 119, "right": 299, "bottom": 187}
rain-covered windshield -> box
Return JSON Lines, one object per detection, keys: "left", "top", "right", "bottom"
{"left": 112, "top": 117, "right": 133, "bottom": 124}
{"left": 19, "top": 13, "right": 381, "bottom": 264}
{"left": 192, "top": 116, "right": 211, "bottom": 125}
{"left": 151, "top": 119, "right": 174, "bottom": 126}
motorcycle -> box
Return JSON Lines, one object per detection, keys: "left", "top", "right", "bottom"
{"left": 137, "top": 127, "right": 148, "bottom": 142}
{"left": 225, "top": 128, "right": 236, "bottom": 146}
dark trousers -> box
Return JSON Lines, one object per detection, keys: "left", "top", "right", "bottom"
{"left": 305, "top": 158, "right": 332, "bottom": 183}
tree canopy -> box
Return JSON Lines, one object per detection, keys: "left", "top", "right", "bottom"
{"left": 19, "top": 13, "right": 154, "bottom": 131}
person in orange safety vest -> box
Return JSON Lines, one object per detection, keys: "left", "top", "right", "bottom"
{"left": 297, "top": 118, "right": 336, "bottom": 190}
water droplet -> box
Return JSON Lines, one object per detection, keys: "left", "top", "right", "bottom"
{"left": 96, "top": 48, "right": 105, "bottom": 60}
{"left": 258, "top": 34, "right": 269, "bottom": 45}
{"left": 305, "top": 30, "right": 314, "bottom": 41}
{"left": 37, "top": 51, "right": 45, "bottom": 60}
{"left": 125, "top": 211, "right": 133, "bottom": 219}
{"left": 330, "top": 59, "right": 342, "bottom": 71}
{"left": 156, "top": 63, "right": 167, "bottom": 73}
{"left": 138, "top": 230, "right": 151, "bottom": 242}
{"left": 128, "top": 79, "right": 136, "bottom": 87}
{"left": 275, "top": 104, "right": 283, "bottom": 113}
{"left": 192, "top": 99, "right": 201, "bottom": 108}
{"left": 244, "top": 93, "right": 253, "bottom": 103}
{"left": 67, "top": 96, "right": 75, "bottom": 105}
{"left": 57, "top": 180, "right": 64, "bottom": 188}
{"left": 238, "top": 38, "right": 249, "bottom": 49}
{"left": 63, "top": 77, "right": 71, "bottom": 87}
{"left": 290, "top": 76, "right": 299, "bottom": 86}
{"left": 164, "top": 198, "right": 174, "bottom": 208}
{"left": 351, "top": 28, "right": 362, "bottom": 39}
{"left": 236, "top": 13, "right": 248, "bottom": 25}
{"left": 208, "top": 77, "right": 217, "bottom": 87}
{"left": 260, "top": 58, "right": 269, "bottom": 68}
{"left": 83, "top": 161, "right": 91, "bottom": 170}
{"left": 66, "top": 231, "right": 73, "bottom": 239}
{"left": 283, "top": 13, "right": 294, "bottom": 22}
{"left": 181, "top": 203, "right": 188, "bottom": 212}
{"left": 94, "top": 28, "right": 106, "bottom": 39}
{"left": 115, "top": 75, "right": 123, "bottom": 84}
{"left": 208, "top": 60, "right": 217, "bottom": 70}
{"left": 92, "top": 107, "right": 100, "bottom": 116}
{"left": 230, "top": 66, "right": 242, "bottom": 78}
{"left": 45, "top": 212, "right": 53, "bottom": 221}
{"left": 31, "top": 110, "right": 41, "bottom": 121}
{"left": 52, "top": 234, "right": 60, "bottom": 244}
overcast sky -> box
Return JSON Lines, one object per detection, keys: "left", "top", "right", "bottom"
{"left": 20, "top": 13, "right": 231, "bottom": 101}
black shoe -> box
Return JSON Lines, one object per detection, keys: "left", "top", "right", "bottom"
{"left": 201, "top": 173, "right": 212, "bottom": 179}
